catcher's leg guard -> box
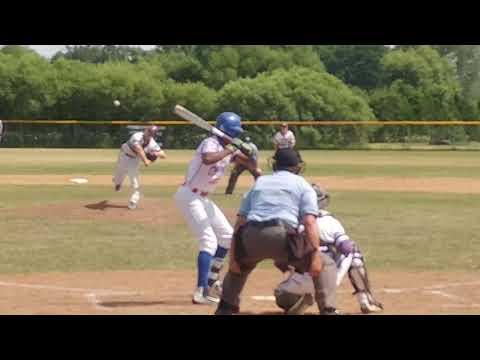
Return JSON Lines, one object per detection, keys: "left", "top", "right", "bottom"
{"left": 348, "top": 257, "right": 383, "bottom": 313}
{"left": 208, "top": 248, "right": 227, "bottom": 285}
{"left": 207, "top": 247, "right": 229, "bottom": 300}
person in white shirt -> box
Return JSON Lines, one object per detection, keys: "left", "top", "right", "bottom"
{"left": 274, "top": 184, "right": 384, "bottom": 315}
{"left": 0, "top": 120, "right": 4, "bottom": 144}
{"left": 174, "top": 112, "right": 261, "bottom": 305}
{"left": 113, "top": 126, "right": 166, "bottom": 210}
{"left": 273, "top": 123, "right": 296, "bottom": 150}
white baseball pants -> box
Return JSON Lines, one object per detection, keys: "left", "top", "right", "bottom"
{"left": 174, "top": 186, "right": 233, "bottom": 255}
{"left": 113, "top": 152, "right": 141, "bottom": 205}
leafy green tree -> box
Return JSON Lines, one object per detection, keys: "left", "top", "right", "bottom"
{"left": 154, "top": 52, "right": 204, "bottom": 83}
{"left": 314, "top": 45, "right": 388, "bottom": 90}
{"left": 52, "top": 45, "right": 148, "bottom": 64}
{"left": 370, "top": 46, "right": 465, "bottom": 143}
{"left": 0, "top": 45, "right": 39, "bottom": 57}
{"left": 217, "top": 67, "right": 375, "bottom": 148}
{"left": 0, "top": 51, "right": 55, "bottom": 119}
{"left": 161, "top": 81, "right": 219, "bottom": 148}
{"left": 198, "top": 46, "right": 324, "bottom": 89}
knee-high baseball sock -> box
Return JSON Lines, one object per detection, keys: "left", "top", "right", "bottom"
{"left": 208, "top": 246, "right": 228, "bottom": 287}
{"left": 197, "top": 251, "right": 213, "bottom": 289}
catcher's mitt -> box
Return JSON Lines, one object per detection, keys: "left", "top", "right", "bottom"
{"left": 146, "top": 152, "right": 157, "bottom": 162}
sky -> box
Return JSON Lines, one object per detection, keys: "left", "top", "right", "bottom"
{"left": 26, "top": 45, "right": 157, "bottom": 58}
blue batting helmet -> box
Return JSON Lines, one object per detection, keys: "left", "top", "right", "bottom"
{"left": 216, "top": 112, "right": 244, "bottom": 138}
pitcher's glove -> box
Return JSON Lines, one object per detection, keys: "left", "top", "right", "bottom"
{"left": 146, "top": 152, "right": 157, "bottom": 162}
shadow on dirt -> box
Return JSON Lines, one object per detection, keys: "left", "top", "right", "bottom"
{"left": 85, "top": 200, "right": 128, "bottom": 211}
{"left": 99, "top": 299, "right": 197, "bottom": 308}
{"left": 99, "top": 301, "right": 167, "bottom": 308}
{"left": 239, "top": 311, "right": 285, "bottom": 316}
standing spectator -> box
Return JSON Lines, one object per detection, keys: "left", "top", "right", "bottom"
{"left": 273, "top": 123, "right": 296, "bottom": 150}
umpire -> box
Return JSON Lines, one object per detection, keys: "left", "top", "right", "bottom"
{"left": 215, "top": 148, "right": 337, "bottom": 315}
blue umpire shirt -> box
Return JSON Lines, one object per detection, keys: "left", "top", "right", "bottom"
{"left": 238, "top": 170, "right": 319, "bottom": 229}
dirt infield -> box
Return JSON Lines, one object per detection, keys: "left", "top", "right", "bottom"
{"left": 0, "top": 270, "right": 479, "bottom": 315}
{"left": 6, "top": 199, "right": 183, "bottom": 226}
{"left": 3, "top": 175, "right": 480, "bottom": 194}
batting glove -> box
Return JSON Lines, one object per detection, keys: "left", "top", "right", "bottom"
{"left": 231, "top": 138, "right": 254, "bottom": 158}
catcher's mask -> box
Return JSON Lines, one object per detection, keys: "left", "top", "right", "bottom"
{"left": 312, "top": 183, "right": 330, "bottom": 210}
{"left": 270, "top": 148, "right": 305, "bottom": 175}
{"left": 274, "top": 288, "right": 303, "bottom": 312}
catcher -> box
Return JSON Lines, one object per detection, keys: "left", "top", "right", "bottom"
{"left": 113, "top": 125, "right": 166, "bottom": 210}
{"left": 274, "top": 184, "right": 384, "bottom": 315}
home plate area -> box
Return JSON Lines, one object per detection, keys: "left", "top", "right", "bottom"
{"left": 0, "top": 270, "right": 479, "bottom": 315}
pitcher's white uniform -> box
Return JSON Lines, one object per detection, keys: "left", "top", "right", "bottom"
{"left": 113, "top": 131, "right": 161, "bottom": 208}
{"left": 273, "top": 130, "right": 296, "bottom": 149}
{"left": 174, "top": 136, "right": 239, "bottom": 255}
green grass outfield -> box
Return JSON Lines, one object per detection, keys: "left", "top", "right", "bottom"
{"left": 0, "top": 149, "right": 479, "bottom": 274}
{"left": 1, "top": 148, "right": 480, "bottom": 177}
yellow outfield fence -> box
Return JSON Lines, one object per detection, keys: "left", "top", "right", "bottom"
{"left": 4, "top": 120, "right": 480, "bottom": 126}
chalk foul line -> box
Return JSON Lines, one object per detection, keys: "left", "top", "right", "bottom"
{"left": 0, "top": 280, "right": 139, "bottom": 296}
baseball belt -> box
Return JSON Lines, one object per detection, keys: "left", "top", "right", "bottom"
{"left": 122, "top": 150, "right": 136, "bottom": 159}
{"left": 182, "top": 183, "right": 209, "bottom": 197}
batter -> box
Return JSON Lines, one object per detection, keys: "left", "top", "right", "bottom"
{"left": 175, "top": 112, "right": 260, "bottom": 305}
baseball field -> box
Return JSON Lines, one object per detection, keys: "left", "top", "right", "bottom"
{"left": 1, "top": 148, "right": 480, "bottom": 315}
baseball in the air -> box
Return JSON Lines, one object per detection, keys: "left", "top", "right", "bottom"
{"left": 113, "top": 100, "right": 121, "bottom": 107}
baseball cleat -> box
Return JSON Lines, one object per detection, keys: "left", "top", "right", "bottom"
{"left": 360, "top": 302, "right": 384, "bottom": 314}
{"left": 128, "top": 201, "right": 137, "bottom": 210}
{"left": 192, "top": 287, "right": 220, "bottom": 305}
{"left": 215, "top": 300, "right": 240, "bottom": 315}
{"left": 357, "top": 292, "right": 384, "bottom": 314}
{"left": 320, "top": 307, "right": 341, "bottom": 315}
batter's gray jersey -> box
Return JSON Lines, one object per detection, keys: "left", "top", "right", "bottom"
{"left": 246, "top": 141, "right": 259, "bottom": 162}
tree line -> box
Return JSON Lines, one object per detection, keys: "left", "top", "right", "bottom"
{"left": 0, "top": 44, "right": 479, "bottom": 149}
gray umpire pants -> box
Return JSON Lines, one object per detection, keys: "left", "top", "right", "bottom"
{"left": 221, "top": 221, "right": 337, "bottom": 313}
